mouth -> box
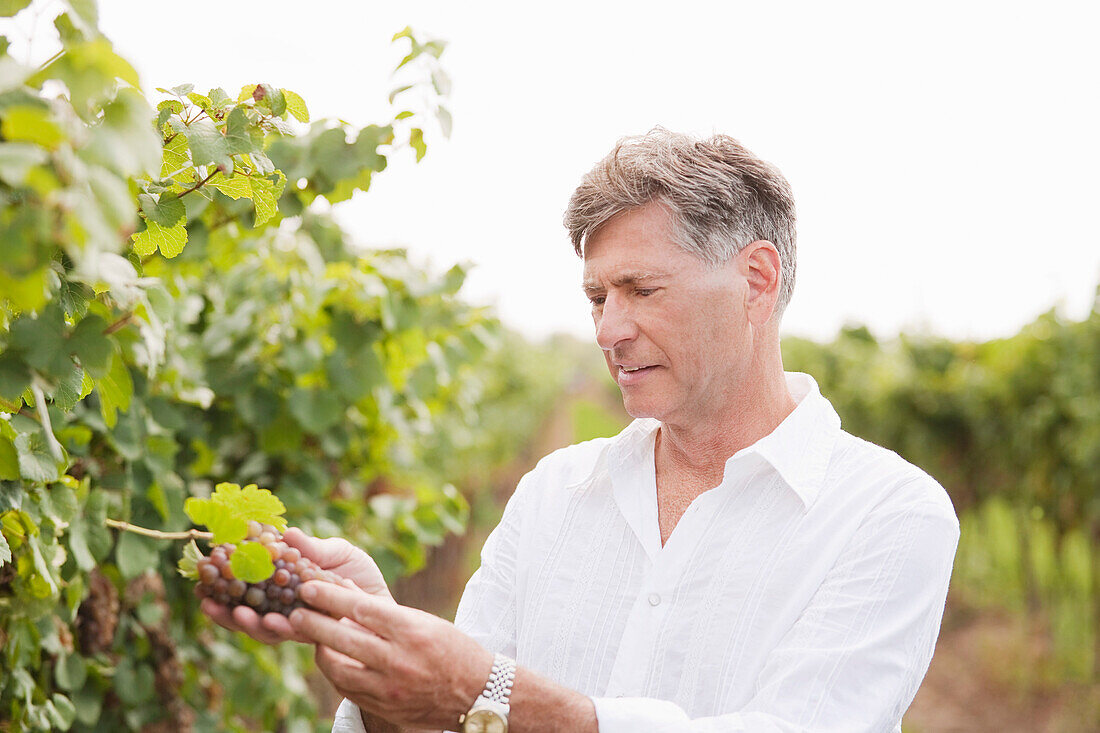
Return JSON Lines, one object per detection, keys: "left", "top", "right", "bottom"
{"left": 615, "top": 364, "right": 658, "bottom": 385}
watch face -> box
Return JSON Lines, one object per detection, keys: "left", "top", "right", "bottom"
{"left": 465, "top": 709, "right": 507, "bottom": 733}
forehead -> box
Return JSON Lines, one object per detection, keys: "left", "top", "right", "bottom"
{"left": 581, "top": 204, "right": 697, "bottom": 283}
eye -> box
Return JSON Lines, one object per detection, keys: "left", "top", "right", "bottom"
{"left": 588, "top": 294, "right": 606, "bottom": 306}
{"left": 635, "top": 288, "right": 656, "bottom": 297}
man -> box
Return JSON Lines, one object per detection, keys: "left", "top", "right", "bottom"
{"left": 205, "top": 129, "right": 960, "bottom": 732}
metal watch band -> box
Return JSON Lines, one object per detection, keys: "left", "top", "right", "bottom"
{"left": 479, "top": 653, "right": 516, "bottom": 707}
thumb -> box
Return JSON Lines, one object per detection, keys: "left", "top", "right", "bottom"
{"left": 282, "top": 528, "right": 357, "bottom": 569}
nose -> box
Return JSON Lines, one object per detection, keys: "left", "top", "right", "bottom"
{"left": 594, "top": 292, "right": 637, "bottom": 351}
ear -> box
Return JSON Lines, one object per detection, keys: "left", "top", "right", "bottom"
{"left": 739, "top": 240, "right": 782, "bottom": 325}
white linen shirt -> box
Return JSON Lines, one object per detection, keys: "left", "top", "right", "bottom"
{"left": 334, "top": 372, "right": 959, "bottom": 732}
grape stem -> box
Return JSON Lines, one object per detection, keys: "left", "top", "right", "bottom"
{"left": 105, "top": 518, "right": 213, "bottom": 541}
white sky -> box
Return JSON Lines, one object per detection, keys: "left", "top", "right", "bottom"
{"left": 17, "top": 1, "right": 1100, "bottom": 342}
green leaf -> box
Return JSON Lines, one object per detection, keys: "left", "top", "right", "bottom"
{"left": 95, "top": 350, "right": 132, "bottom": 429}
{"left": 436, "top": 106, "right": 453, "bottom": 138}
{"left": 388, "top": 84, "right": 413, "bottom": 103}
{"left": 71, "top": 686, "right": 102, "bottom": 726}
{"left": 85, "top": 88, "right": 160, "bottom": 178}
{"left": 66, "top": 515, "right": 95, "bottom": 571}
{"left": 0, "top": 0, "right": 33, "bottom": 17}
{"left": 0, "top": 268, "right": 48, "bottom": 314}
{"left": 229, "top": 540, "right": 274, "bottom": 583}
{"left": 409, "top": 127, "right": 426, "bottom": 162}
{"left": 223, "top": 106, "right": 253, "bottom": 154}
{"left": 283, "top": 90, "right": 309, "bottom": 122}
{"left": 207, "top": 171, "right": 252, "bottom": 200}
{"left": 156, "top": 98, "right": 183, "bottom": 128}
{"left": 265, "top": 86, "right": 286, "bottom": 117}
{"left": 52, "top": 364, "right": 86, "bottom": 411}
{"left": 186, "top": 91, "right": 212, "bottom": 110}
{"left": 0, "top": 350, "right": 30, "bottom": 402}
{"left": 177, "top": 539, "right": 202, "bottom": 580}
{"left": 50, "top": 483, "right": 78, "bottom": 523}
{"left": 114, "top": 530, "right": 158, "bottom": 579}
{"left": 46, "top": 692, "right": 77, "bottom": 730}
{"left": 34, "top": 39, "right": 140, "bottom": 117}
{"left": 184, "top": 498, "right": 246, "bottom": 544}
{"left": 83, "top": 490, "right": 111, "bottom": 561}
{"left": 288, "top": 387, "right": 343, "bottom": 433}
{"left": 182, "top": 116, "right": 230, "bottom": 169}
{"left": 112, "top": 658, "right": 154, "bottom": 705}
{"left": 138, "top": 192, "right": 185, "bottom": 228}
{"left": 249, "top": 174, "right": 281, "bottom": 226}
{"left": 208, "top": 87, "right": 230, "bottom": 107}
{"left": 68, "top": 314, "right": 111, "bottom": 377}
{"left": 0, "top": 142, "right": 47, "bottom": 186}
{"left": 28, "top": 533, "right": 58, "bottom": 595}
{"left": 15, "top": 430, "right": 63, "bottom": 482}
{"left": 65, "top": 0, "right": 98, "bottom": 28}
{"left": 0, "top": 433, "right": 18, "bottom": 480}
{"left": 0, "top": 529, "right": 10, "bottom": 566}
{"left": 55, "top": 653, "right": 87, "bottom": 692}
{"left": 87, "top": 169, "right": 135, "bottom": 231}
{"left": 184, "top": 482, "right": 287, "bottom": 544}
{"left": 164, "top": 83, "right": 194, "bottom": 97}
{"left": 12, "top": 305, "right": 71, "bottom": 378}
{"left": 1, "top": 105, "right": 65, "bottom": 149}
{"left": 132, "top": 218, "right": 187, "bottom": 258}
{"left": 160, "top": 133, "right": 189, "bottom": 178}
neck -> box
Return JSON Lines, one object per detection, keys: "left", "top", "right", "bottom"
{"left": 657, "top": 336, "right": 796, "bottom": 482}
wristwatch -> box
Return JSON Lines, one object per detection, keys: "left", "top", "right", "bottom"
{"left": 457, "top": 652, "right": 516, "bottom": 733}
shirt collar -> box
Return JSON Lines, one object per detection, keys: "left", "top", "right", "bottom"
{"left": 604, "top": 371, "right": 841, "bottom": 509}
{"left": 727, "top": 372, "right": 841, "bottom": 507}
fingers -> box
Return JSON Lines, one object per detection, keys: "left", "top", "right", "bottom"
{"left": 298, "top": 581, "right": 399, "bottom": 636}
{"left": 200, "top": 597, "right": 304, "bottom": 645}
{"left": 289, "top": 606, "right": 390, "bottom": 671}
{"left": 314, "top": 643, "right": 386, "bottom": 697}
{"left": 256, "top": 608, "right": 312, "bottom": 644}
{"left": 201, "top": 598, "right": 243, "bottom": 633}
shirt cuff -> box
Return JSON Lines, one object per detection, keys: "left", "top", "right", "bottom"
{"left": 332, "top": 698, "right": 367, "bottom": 733}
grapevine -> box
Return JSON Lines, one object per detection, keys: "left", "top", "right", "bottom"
{"left": 0, "top": 3, "right": 534, "bottom": 730}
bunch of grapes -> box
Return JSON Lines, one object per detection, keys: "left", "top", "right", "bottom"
{"left": 195, "top": 522, "right": 338, "bottom": 616}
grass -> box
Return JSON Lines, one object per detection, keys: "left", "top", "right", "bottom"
{"left": 953, "top": 495, "right": 1097, "bottom": 683}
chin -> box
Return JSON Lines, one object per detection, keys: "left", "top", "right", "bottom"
{"left": 620, "top": 395, "right": 662, "bottom": 421}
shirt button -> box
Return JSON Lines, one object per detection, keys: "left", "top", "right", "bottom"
{"left": 648, "top": 593, "right": 661, "bottom": 606}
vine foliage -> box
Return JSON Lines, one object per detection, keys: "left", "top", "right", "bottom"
{"left": 0, "top": 2, "right": 504, "bottom": 731}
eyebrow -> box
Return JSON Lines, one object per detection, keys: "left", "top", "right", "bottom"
{"left": 582, "top": 271, "right": 668, "bottom": 295}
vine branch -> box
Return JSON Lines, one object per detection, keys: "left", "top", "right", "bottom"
{"left": 105, "top": 518, "right": 213, "bottom": 542}
{"left": 178, "top": 168, "right": 219, "bottom": 198}
{"left": 103, "top": 311, "right": 135, "bottom": 335}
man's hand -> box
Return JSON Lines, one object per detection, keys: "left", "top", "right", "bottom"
{"left": 200, "top": 527, "right": 394, "bottom": 645}
{"left": 289, "top": 581, "right": 493, "bottom": 731}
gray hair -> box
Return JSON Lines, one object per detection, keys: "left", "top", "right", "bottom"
{"left": 563, "top": 128, "right": 797, "bottom": 317}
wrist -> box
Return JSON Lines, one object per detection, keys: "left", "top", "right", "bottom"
{"left": 458, "top": 652, "right": 515, "bottom": 732}
{"left": 357, "top": 706, "right": 401, "bottom": 733}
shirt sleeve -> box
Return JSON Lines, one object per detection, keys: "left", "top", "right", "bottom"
{"left": 591, "top": 490, "right": 960, "bottom": 733}
{"left": 452, "top": 468, "right": 535, "bottom": 655}
{"left": 332, "top": 698, "right": 367, "bottom": 733}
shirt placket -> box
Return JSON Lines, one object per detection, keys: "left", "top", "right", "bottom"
{"left": 603, "top": 500, "right": 709, "bottom": 697}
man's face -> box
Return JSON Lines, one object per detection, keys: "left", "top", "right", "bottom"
{"left": 582, "top": 202, "right": 750, "bottom": 428}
